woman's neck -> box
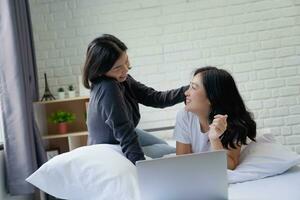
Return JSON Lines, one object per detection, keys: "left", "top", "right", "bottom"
{"left": 197, "top": 113, "right": 210, "bottom": 133}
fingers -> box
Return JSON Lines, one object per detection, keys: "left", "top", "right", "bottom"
{"left": 211, "top": 115, "right": 228, "bottom": 134}
{"left": 214, "top": 114, "right": 228, "bottom": 119}
{"left": 214, "top": 114, "right": 228, "bottom": 126}
{"left": 210, "top": 124, "right": 223, "bottom": 133}
{"left": 212, "top": 121, "right": 226, "bottom": 128}
{"left": 212, "top": 122, "right": 226, "bottom": 133}
{"left": 212, "top": 117, "right": 227, "bottom": 127}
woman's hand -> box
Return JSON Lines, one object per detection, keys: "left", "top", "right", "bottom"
{"left": 208, "top": 114, "right": 228, "bottom": 141}
{"left": 208, "top": 114, "right": 240, "bottom": 170}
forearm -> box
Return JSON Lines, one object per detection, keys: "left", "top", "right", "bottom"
{"left": 142, "top": 86, "right": 188, "bottom": 107}
{"left": 113, "top": 124, "right": 146, "bottom": 164}
{"left": 122, "top": 141, "right": 146, "bottom": 164}
{"left": 99, "top": 80, "right": 146, "bottom": 164}
{"left": 176, "top": 141, "right": 192, "bottom": 155}
{"left": 133, "top": 76, "right": 188, "bottom": 107}
{"left": 210, "top": 138, "right": 236, "bottom": 170}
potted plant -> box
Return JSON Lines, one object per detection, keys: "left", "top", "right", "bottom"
{"left": 68, "top": 85, "right": 76, "bottom": 98}
{"left": 57, "top": 87, "right": 65, "bottom": 100}
{"left": 48, "top": 111, "right": 76, "bottom": 134}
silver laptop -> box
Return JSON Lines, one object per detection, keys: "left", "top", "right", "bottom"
{"left": 136, "top": 151, "right": 228, "bottom": 200}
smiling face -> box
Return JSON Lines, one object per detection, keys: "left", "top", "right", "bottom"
{"left": 105, "top": 52, "right": 130, "bottom": 82}
{"left": 184, "top": 73, "right": 211, "bottom": 116}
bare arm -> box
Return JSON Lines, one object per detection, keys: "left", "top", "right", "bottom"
{"left": 209, "top": 114, "right": 241, "bottom": 170}
{"left": 177, "top": 138, "right": 240, "bottom": 169}
{"left": 210, "top": 138, "right": 241, "bottom": 170}
{"left": 176, "top": 141, "right": 192, "bottom": 155}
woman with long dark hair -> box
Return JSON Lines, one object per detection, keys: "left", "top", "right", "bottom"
{"left": 174, "top": 66, "right": 256, "bottom": 170}
{"left": 83, "top": 34, "right": 187, "bottom": 164}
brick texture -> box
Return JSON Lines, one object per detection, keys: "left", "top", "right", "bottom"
{"left": 29, "top": 0, "right": 300, "bottom": 153}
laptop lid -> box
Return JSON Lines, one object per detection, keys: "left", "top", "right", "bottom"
{"left": 136, "top": 151, "right": 228, "bottom": 200}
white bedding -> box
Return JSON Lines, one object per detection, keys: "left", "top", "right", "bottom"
{"left": 27, "top": 139, "right": 300, "bottom": 200}
{"left": 229, "top": 165, "right": 300, "bottom": 200}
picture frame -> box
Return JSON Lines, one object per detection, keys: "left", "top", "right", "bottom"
{"left": 46, "top": 149, "right": 60, "bottom": 160}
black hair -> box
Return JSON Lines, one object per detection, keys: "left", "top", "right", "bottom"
{"left": 82, "top": 34, "right": 127, "bottom": 89}
{"left": 194, "top": 66, "right": 256, "bottom": 149}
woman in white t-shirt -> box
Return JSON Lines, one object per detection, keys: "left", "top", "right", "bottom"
{"left": 174, "top": 66, "right": 256, "bottom": 170}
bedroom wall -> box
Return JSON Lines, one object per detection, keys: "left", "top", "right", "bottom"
{"left": 28, "top": 0, "right": 300, "bottom": 152}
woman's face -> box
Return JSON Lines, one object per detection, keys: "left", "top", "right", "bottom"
{"left": 185, "top": 73, "right": 211, "bottom": 116}
{"left": 105, "top": 52, "right": 130, "bottom": 82}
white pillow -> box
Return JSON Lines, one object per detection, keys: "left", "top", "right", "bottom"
{"left": 228, "top": 134, "right": 300, "bottom": 184}
{"left": 26, "top": 144, "right": 141, "bottom": 200}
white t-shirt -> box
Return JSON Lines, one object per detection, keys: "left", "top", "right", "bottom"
{"left": 174, "top": 109, "right": 211, "bottom": 153}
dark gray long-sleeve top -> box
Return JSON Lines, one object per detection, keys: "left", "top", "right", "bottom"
{"left": 87, "top": 75, "right": 187, "bottom": 164}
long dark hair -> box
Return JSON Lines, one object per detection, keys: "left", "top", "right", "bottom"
{"left": 194, "top": 66, "right": 256, "bottom": 149}
{"left": 82, "top": 34, "right": 127, "bottom": 89}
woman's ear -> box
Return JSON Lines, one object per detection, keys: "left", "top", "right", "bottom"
{"left": 207, "top": 99, "right": 211, "bottom": 106}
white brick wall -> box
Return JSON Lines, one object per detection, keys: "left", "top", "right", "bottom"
{"left": 29, "top": 0, "right": 300, "bottom": 152}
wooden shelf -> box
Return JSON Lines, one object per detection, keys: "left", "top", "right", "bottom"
{"left": 34, "top": 96, "right": 89, "bottom": 104}
{"left": 42, "top": 131, "right": 88, "bottom": 139}
{"left": 33, "top": 97, "right": 89, "bottom": 154}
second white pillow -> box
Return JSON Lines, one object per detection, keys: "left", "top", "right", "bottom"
{"left": 228, "top": 134, "right": 300, "bottom": 184}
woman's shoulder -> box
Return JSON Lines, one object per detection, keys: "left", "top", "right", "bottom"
{"left": 92, "top": 77, "right": 119, "bottom": 90}
{"left": 90, "top": 77, "right": 123, "bottom": 99}
{"left": 124, "top": 74, "right": 139, "bottom": 88}
{"left": 176, "top": 108, "right": 198, "bottom": 123}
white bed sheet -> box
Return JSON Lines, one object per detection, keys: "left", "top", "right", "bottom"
{"left": 229, "top": 165, "right": 300, "bottom": 200}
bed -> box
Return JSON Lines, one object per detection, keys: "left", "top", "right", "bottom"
{"left": 229, "top": 165, "right": 300, "bottom": 200}
{"left": 26, "top": 134, "right": 300, "bottom": 200}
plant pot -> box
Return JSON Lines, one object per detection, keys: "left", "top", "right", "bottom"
{"left": 68, "top": 90, "right": 76, "bottom": 98}
{"left": 58, "top": 92, "right": 65, "bottom": 100}
{"left": 58, "top": 122, "right": 68, "bottom": 134}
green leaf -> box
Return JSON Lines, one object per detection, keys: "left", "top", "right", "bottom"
{"left": 48, "top": 111, "right": 76, "bottom": 124}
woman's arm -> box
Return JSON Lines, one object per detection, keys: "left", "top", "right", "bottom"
{"left": 129, "top": 75, "right": 188, "bottom": 108}
{"left": 174, "top": 110, "right": 193, "bottom": 155}
{"left": 208, "top": 114, "right": 241, "bottom": 170}
{"left": 209, "top": 139, "right": 240, "bottom": 170}
{"left": 177, "top": 137, "right": 240, "bottom": 169}
{"left": 99, "top": 80, "right": 145, "bottom": 164}
{"left": 176, "top": 141, "right": 192, "bottom": 155}
{"left": 177, "top": 134, "right": 240, "bottom": 169}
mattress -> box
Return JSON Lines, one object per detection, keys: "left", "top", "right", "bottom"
{"left": 229, "top": 165, "right": 300, "bottom": 200}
